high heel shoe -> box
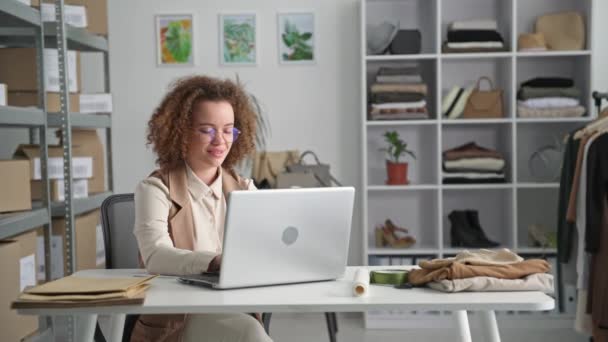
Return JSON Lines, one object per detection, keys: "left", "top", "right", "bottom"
{"left": 375, "top": 219, "right": 416, "bottom": 248}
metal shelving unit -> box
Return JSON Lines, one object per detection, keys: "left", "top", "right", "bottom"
{"left": 0, "top": 0, "right": 52, "bottom": 280}
{"left": 1, "top": 1, "right": 113, "bottom": 340}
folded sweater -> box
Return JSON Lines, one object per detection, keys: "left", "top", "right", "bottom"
{"left": 373, "top": 92, "right": 425, "bottom": 103}
{"left": 521, "top": 77, "right": 574, "bottom": 88}
{"left": 419, "top": 249, "right": 522, "bottom": 269}
{"left": 518, "top": 104, "right": 586, "bottom": 118}
{"left": 444, "top": 158, "right": 505, "bottom": 172}
{"left": 376, "top": 74, "right": 423, "bottom": 84}
{"left": 428, "top": 273, "right": 554, "bottom": 294}
{"left": 518, "top": 87, "right": 581, "bottom": 100}
{"left": 519, "top": 97, "right": 580, "bottom": 109}
{"left": 371, "top": 83, "right": 428, "bottom": 95}
{"left": 408, "top": 259, "right": 551, "bottom": 286}
{"left": 447, "top": 30, "right": 504, "bottom": 43}
{"left": 450, "top": 19, "right": 498, "bottom": 31}
{"left": 443, "top": 142, "right": 503, "bottom": 161}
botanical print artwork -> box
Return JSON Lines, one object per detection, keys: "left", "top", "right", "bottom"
{"left": 220, "top": 14, "right": 257, "bottom": 65}
{"left": 278, "top": 12, "right": 315, "bottom": 64}
{"left": 156, "top": 14, "right": 194, "bottom": 66}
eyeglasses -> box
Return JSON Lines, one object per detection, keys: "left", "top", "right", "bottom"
{"left": 196, "top": 127, "right": 241, "bottom": 143}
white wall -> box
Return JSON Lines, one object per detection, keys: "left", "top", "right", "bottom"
{"left": 106, "top": 0, "right": 363, "bottom": 263}
{"left": 103, "top": 0, "right": 607, "bottom": 266}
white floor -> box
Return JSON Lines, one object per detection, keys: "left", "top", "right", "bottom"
{"left": 42, "top": 312, "right": 590, "bottom": 342}
{"left": 267, "top": 313, "right": 589, "bottom": 342}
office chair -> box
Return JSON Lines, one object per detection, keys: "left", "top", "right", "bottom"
{"left": 96, "top": 193, "right": 338, "bottom": 341}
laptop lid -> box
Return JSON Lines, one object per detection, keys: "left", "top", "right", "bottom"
{"left": 216, "top": 187, "right": 355, "bottom": 289}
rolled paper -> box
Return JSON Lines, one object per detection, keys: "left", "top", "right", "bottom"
{"left": 353, "top": 269, "right": 370, "bottom": 297}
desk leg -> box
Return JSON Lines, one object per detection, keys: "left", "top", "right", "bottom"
{"left": 75, "top": 314, "right": 98, "bottom": 342}
{"left": 107, "top": 314, "right": 126, "bottom": 342}
{"left": 479, "top": 310, "right": 501, "bottom": 342}
{"left": 454, "top": 310, "right": 472, "bottom": 342}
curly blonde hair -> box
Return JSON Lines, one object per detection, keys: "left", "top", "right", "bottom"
{"left": 147, "top": 75, "right": 257, "bottom": 172}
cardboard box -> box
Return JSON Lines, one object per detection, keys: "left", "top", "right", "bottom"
{"left": 0, "top": 48, "right": 81, "bottom": 93}
{"left": 64, "top": 130, "right": 105, "bottom": 193}
{"left": 84, "top": 0, "right": 107, "bottom": 36}
{"left": 48, "top": 210, "right": 102, "bottom": 278}
{"left": 7, "top": 91, "right": 80, "bottom": 113}
{"left": 0, "top": 160, "right": 32, "bottom": 213}
{"left": 79, "top": 93, "right": 112, "bottom": 113}
{"left": 14, "top": 145, "right": 93, "bottom": 180}
{"left": 0, "top": 232, "right": 39, "bottom": 341}
{"left": 41, "top": 3, "right": 87, "bottom": 28}
{"left": 0, "top": 83, "right": 6, "bottom": 106}
{"left": 30, "top": 178, "right": 89, "bottom": 201}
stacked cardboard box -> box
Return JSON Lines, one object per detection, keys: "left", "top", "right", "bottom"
{"left": 14, "top": 129, "right": 106, "bottom": 200}
{"left": 0, "top": 160, "right": 32, "bottom": 213}
{"left": 36, "top": 210, "right": 105, "bottom": 280}
{"left": 0, "top": 231, "right": 39, "bottom": 341}
{"left": 0, "top": 47, "right": 82, "bottom": 113}
{"left": 32, "top": 0, "right": 108, "bottom": 36}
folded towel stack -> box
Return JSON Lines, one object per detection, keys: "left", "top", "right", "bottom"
{"left": 408, "top": 249, "right": 554, "bottom": 294}
{"left": 517, "top": 77, "right": 586, "bottom": 118}
{"left": 443, "top": 142, "right": 506, "bottom": 184}
{"left": 369, "top": 65, "right": 429, "bottom": 120}
{"left": 443, "top": 19, "right": 506, "bottom": 53}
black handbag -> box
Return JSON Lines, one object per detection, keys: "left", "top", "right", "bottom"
{"left": 389, "top": 29, "right": 422, "bottom": 54}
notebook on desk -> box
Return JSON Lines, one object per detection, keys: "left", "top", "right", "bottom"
{"left": 179, "top": 187, "right": 355, "bottom": 289}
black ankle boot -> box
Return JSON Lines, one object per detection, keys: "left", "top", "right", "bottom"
{"left": 465, "top": 210, "right": 500, "bottom": 248}
{"left": 449, "top": 211, "right": 492, "bottom": 248}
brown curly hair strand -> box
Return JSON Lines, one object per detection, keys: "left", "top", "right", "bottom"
{"left": 146, "top": 75, "right": 257, "bottom": 172}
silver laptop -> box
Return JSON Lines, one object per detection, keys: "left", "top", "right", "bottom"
{"left": 178, "top": 187, "right": 355, "bottom": 289}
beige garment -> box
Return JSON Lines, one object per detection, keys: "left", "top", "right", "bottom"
{"left": 183, "top": 313, "right": 272, "bottom": 342}
{"left": 419, "top": 249, "right": 523, "bottom": 270}
{"left": 575, "top": 290, "right": 593, "bottom": 336}
{"left": 370, "top": 83, "right": 428, "bottom": 95}
{"left": 409, "top": 259, "right": 550, "bottom": 286}
{"left": 133, "top": 166, "right": 255, "bottom": 276}
{"left": 427, "top": 273, "right": 554, "bottom": 293}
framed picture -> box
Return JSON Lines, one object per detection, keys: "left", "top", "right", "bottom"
{"left": 219, "top": 13, "right": 258, "bottom": 66}
{"left": 277, "top": 11, "right": 316, "bottom": 64}
{"left": 155, "top": 14, "right": 195, "bottom": 66}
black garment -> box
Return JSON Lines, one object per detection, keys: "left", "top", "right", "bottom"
{"left": 372, "top": 92, "right": 425, "bottom": 104}
{"left": 442, "top": 178, "right": 505, "bottom": 184}
{"left": 586, "top": 134, "right": 608, "bottom": 253}
{"left": 522, "top": 77, "right": 574, "bottom": 88}
{"left": 556, "top": 128, "right": 583, "bottom": 313}
{"left": 447, "top": 30, "right": 504, "bottom": 43}
{"left": 557, "top": 132, "right": 580, "bottom": 263}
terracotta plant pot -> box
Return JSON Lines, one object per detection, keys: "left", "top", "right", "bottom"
{"left": 386, "top": 161, "right": 409, "bottom": 185}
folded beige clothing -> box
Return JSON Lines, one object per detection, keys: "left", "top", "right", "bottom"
{"left": 419, "top": 249, "right": 523, "bottom": 270}
{"left": 427, "top": 273, "right": 554, "bottom": 293}
{"left": 370, "top": 112, "right": 430, "bottom": 120}
{"left": 518, "top": 104, "right": 585, "bottom": 118}
{"left": 409, "top": 259, "right": 550, "bottom": 286}
{"left": 371, "top": 83, "right": 428, "bottom": 95}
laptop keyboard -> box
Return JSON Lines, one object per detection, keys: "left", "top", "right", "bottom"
{"left": 185, "top": 272, "right": 220, "bottom": 283}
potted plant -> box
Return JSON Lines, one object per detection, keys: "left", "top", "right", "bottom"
{"left": 380, "top": 131, "right": 416, "bottom": 185}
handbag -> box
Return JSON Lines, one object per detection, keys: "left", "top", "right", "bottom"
{"left": 285, "top": 151, "right": 342, "bottom": 187}
{"left": 251, "top": 150, "right": 299, "bottom": 188}
{"left": 463, "top": 77, "right": 504, "bottom": 118}
{"left": 535, "top": 11, "right": 585, "bottom": 51}
{"left": 389, "top": 29, "right": 421, "bottom": 55}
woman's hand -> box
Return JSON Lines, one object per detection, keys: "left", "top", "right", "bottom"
{"left": 207, "top": 254, "right": 222, "bottom": 273}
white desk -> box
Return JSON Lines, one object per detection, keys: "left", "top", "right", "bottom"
{"left": 17, "top": 266, "right": 554, "bottom": 342}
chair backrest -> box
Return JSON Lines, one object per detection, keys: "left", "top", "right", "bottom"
{"left": 100, "top": 193, "right": 140, "bottom": 269}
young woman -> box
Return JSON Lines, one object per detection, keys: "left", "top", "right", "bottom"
{"left": 131, "top": 75, "right": 272, "bottom": 342}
